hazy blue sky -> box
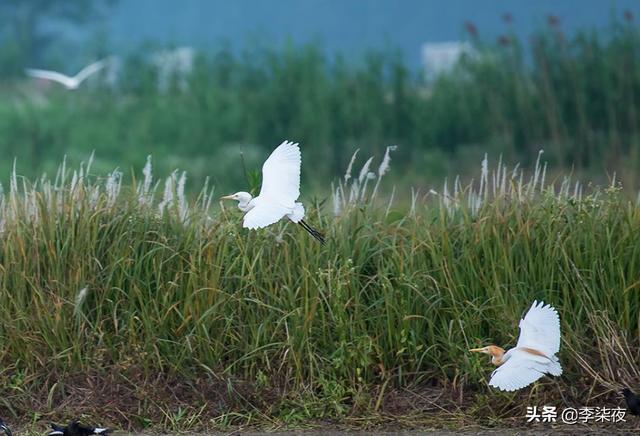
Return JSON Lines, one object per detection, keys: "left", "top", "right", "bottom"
{"left": 104, "top": 0, "right": 639, "bottom": 66}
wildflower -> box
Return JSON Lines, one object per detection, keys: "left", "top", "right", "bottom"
{"left": 465, "top": 21, "right": 478, "bottom": 38}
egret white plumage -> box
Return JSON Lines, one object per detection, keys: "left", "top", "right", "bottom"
{"left": 25, "top": 58, "right": 111, "bottom": 90}
{"left": 470, "top": 300, "right": 562, "bottom": 391}
{"left": 221, "top": 140, "right": 325, "bottom": 243}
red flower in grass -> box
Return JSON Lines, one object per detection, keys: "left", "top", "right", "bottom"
{"left": 547, "top": 14, "right": 560, "bottom": 27}
{"left": 497, "top": 35, "right": 510, "bottom": 47}
{"left": 624, "top": 10, "right": 634, "bottom": 23}
{"left": 464, "top": 21, "right": 478, "bottom": 38}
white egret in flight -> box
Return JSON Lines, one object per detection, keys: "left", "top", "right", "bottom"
{"left": 470, "top": 300, "right": 562, "bottom": 391}
{"left": 25, "top": 58, "right": 111, "bottom": 90}
{"left": 221, "top": 140, "right": 325, "bottom": 244}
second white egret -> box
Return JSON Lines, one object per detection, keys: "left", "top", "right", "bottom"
{"left": 470, "top": 300, "right": 562, "bottom": 391}
{"left": 25, "top": 58, "right": 111, "bottom": 90}
{"left": 221, "top": 140, "right": 325, "bottom": 244}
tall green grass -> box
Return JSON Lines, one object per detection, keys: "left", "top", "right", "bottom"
{"left": 0, "top": 153, "right": 637, "bottom": 431}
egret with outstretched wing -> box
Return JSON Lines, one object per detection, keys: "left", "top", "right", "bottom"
{"left": 26, "top": 58, "right": 110, "bottom": 90}
{"left": 221, "top": 140, "right": 325, "bottom": 243}
{"left": 470, "top": 300, "right": 562, "bottom": 391}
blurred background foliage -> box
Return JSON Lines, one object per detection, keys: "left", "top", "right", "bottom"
{"left": 0, "top": 1, "right": 639, "bottom": 195}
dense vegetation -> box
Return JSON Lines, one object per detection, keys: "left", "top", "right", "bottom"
{"left": 1, "top": 16, "right": 640, "bottom": 193}
{"left": 0, "top": 156, "right": 637, "bottom": 432}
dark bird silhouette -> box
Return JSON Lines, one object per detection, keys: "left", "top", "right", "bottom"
{"left": 623, "top": 388, "right": 640, "bottom": 416}
{"left": 0, "top": 418, "right": 12, "bottom": 436}
{"left": 48, "top": 421, "right": 110, "bottom": 436}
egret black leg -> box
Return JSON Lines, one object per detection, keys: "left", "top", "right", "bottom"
{"left": 299, "top": 220, "right": 325, "bottom": 244}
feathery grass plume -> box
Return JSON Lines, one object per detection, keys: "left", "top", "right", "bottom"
{"left": 70, "top": 170, "right": 78, "bottom": 194}
{"left": 574, "top": 181, "right": 582, "bottom": 200}
{"left": 157, "top": 170, "right": 189, "bottom": 222}
{"left": 528, "top": 150, "right": 544, "bottom": 197}
{"left": 356, "top": 155, "right": 376, "bottom": 201}
{"left": 348, "top": 180, "right": 359, "bottom": 204}
{"left": 158, "top": 171, "right": 176, "bottom": 215}
{"left": 492, "top": 155, "right": 502, "bottom": 197}
{"left": 442, "top": 178, "right": 452, "bottom": 216}
{"left": 358, "top": 157, "right": 374, "bottom": 185}
{"left": 469, "top": 187, "right": 481, "bottom": 216}
{"left": 89, "top": 184, "right": 100, "bottom": 209}
{"left": 177, "top": 171, "right": 188, "bottom": 222}
{"left": 479, "top": 153, "right": 488, "bottom": 202}
{"left": 359, "top": 170, "right": 376, "bottom": 202}
{"left": 372, "top": 145, "right": 397, "bottom": 199}
{"left": 430, "top": 151, "right": 564, "bottom": 216}
{"left": 54, "top": 155, "right": 67, "bottom": 190}
{"left": 344, "top": 149, "right": 359, "bottom": 183}
{"left": 9, "top": 160, "right": 18, "bottom": 219}
{"left": 511, "top": 162, "right": 520, "bottom": 180}
{"left": 377, "top": 145, "right": 397, "bottom": 177}
{"left": 74, "top": 287, "right": 89, "bottom": 320}
{"left": 332, "top": 182, "right": 341, "bottom": 216}
{"left": 105, "top": 169, "right": 122, "bottom": 208}
{"left": 138, "top": 155, "right": 154, "bottom": 206}
{"left": 332, "top": 148, "right": 397, "bottom": 215}
{"left": 25, "top": 190, "right": 37, "bottom": 223}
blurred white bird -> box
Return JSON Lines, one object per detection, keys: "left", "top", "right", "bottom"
{"left": 221, "top": 140, "right": 325, "bottom": 244}
{"left": 470, "top": 300, "right": 562, "bottom": 391}
{"left": 25, "top": 58, "right": 111, "bottom": 90}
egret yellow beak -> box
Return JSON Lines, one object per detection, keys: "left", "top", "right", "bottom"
{"left": 469, "top": 347, "right": 488, "bottom": 353}
{"left": 220, "top": 195, "right": 234, "bottom": 200}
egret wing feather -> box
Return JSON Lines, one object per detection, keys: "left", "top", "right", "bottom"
{"left": 74, "top": 59, "right": 108, "bottom": 83}
{"left": 515, "top": 300, "right": 561, "bottom": 357}
{"left": 259, "top": 140, "right": 301, "bottom": 208}
{"left": 242, "top": 199, "right": 289, "bottom": 229}
{"left": 25, "top": 68, "right": 73, "bottom": 86}
{"left": 488, "top": 349, "right": 548, "bottom": 391}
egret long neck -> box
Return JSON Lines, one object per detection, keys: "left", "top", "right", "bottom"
{"left": 489, "top": 347, "right": 506, "bottom": 366}
{"left": 237, "top": 197, "right": 253, "bottom": 212}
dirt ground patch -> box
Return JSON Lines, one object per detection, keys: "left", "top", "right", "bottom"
{"left": 2, "top": 368, "right": 638, "bottom": 435}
